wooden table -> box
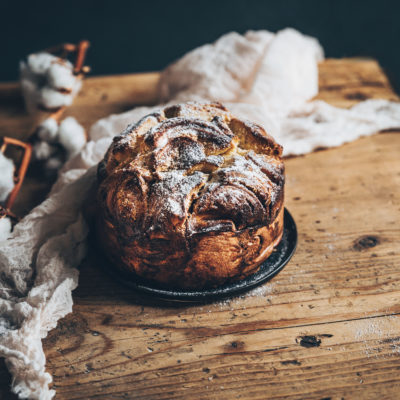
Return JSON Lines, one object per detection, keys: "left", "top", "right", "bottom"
{"left": 1, "top": 59, "right": 400, "bottom": 399}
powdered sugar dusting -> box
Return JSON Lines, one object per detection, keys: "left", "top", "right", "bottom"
{"left": 354, "top": 314, "right": 400, "bottom": 358}
{"left": 103, "top": 102, "right": 283, "bottom": 236}
{"left": 212, "top": 282, "right": 276, "bottom": 311}
{"left": 150, "top": 170, "right": 206, "bottom": 225}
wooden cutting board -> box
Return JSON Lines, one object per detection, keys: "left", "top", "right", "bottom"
{"left": 1, "top": 59, "right": 400, "bottom": 400}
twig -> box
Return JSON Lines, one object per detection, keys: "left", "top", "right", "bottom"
{"left": 0, "top": 205, "right": 19, "bottom": 223}
{"left": 1, "top": 137, "right": 32, "bottom": 211}
{"left": 44, "top": 40, "right": 90, "bottom": 75}
{"left": 74, "top": 40, "right": 90, "bottom": 75}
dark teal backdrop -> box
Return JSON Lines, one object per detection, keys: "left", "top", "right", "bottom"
{"left": 1, "top": 0, "right": 399, "bottom": 91}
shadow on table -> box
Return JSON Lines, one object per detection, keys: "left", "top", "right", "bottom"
{"left": 74, "top": 238, "right": 204, "bottom": 309}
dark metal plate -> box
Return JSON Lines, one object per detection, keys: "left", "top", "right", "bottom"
{"left": 98, "top": 208, "right": 297, "bottom": 303}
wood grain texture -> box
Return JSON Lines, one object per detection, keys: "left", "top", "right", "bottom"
{"left": 0, "top": 59, "right": 399, "bottom": 400}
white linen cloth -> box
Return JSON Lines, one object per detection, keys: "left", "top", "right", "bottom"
{"left": 1, "top": 28, "right": 399, "bottom": 399}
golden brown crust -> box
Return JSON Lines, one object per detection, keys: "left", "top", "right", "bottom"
{"left": 96, "top": 101, "right": 284, "bottom": 289}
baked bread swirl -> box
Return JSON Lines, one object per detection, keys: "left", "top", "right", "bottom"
{"left": 96, "top": 102, "right": 284, "bottom": 289}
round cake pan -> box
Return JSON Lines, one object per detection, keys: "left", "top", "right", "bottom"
{"left": 96, "top": 208, "right": 297, "bottom": 303}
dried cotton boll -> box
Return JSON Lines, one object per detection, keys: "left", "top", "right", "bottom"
{"left": 0, "top": 152, "right": 15, "bottom": 203}
{"left": 20, "top": 54, "right": 61, "bottom": 111}
{"left": 58, "top": 117, "right": 86, "bottom": 157}
{"left": 47, "top": 62, "right": 76, "bottom": 91}
{"left": 20, "top": 71, "right": 40, "bottom": 114}
{"left": 33, "top": 141, "right": 53, "bottom": 161}
{"left": 45, "top": 156, "right": 64, "bottom": 171}
{"left": 0, "top": 217, "right": 12, "bottom": 241}
{"left": 37, "top": 117, "right": 59, "bottom": 142}
{"left": 39, "top": 86, "right": 74, "bottom": 109}
{"left": 20, "top": 51, "right": 83, "bottom": 112}
{"left": 27, "top": 53, "right": 58, "bottom": 75}
{"left": 19, "top": 60, "right": 33, "bottom": 81}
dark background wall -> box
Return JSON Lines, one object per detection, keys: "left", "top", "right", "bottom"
{"left": 1, "top": 0, "right": 399, "bottom": 92}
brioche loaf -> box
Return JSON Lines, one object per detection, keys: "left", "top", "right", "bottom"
{"left": 96, "top": 102, "right": 284, "bottom": 289}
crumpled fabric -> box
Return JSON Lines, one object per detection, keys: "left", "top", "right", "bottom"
{"left": 1, "top": 28, "right": 399, "bottom": 399}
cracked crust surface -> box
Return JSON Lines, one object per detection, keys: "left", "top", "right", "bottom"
{"left": 96, "top": 101, "right": 284, "bottom": 289}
